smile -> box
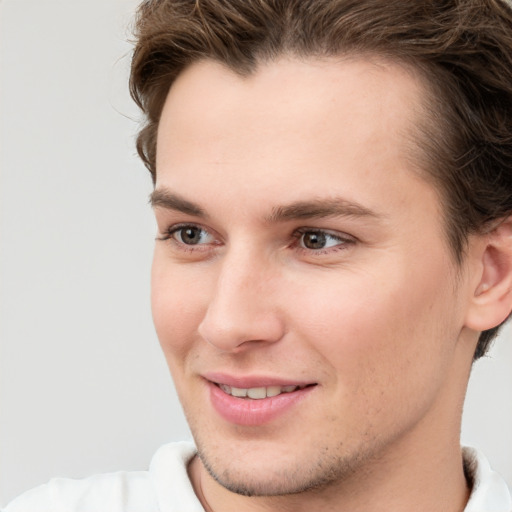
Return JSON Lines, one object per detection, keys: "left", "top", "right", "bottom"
{"left": 217, "top": 384, "right": 309, "bottom": 399}
{"left": 207, "top": 378, "right": 317, "bottom": 426}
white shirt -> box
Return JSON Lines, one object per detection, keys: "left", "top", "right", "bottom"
{"left": 2, "top": 442, "right": 511, "bottom": 511}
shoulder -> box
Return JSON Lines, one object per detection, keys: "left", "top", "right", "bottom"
{"left": 2, "top": 441, "right": 201, "bottom": 512}
{"left": 2, "top": 470, "right": 157, "bottom": 512}
{"left": 2, "top": 470, "right": 158, "bottom": 512}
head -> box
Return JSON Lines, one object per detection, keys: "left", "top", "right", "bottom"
{"left": 130, "top": 0, "right": 512, "bottom": 360}
{"left": 129, "top": 0, "right": 512, "bottom": 502}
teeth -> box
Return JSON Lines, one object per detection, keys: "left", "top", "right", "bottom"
{"left": 247, "top": 387, "right": 266, "bottom": 399}
{"left": 218, "top": 384, "right": 301, "bottom": 399}
{"left": 265, "top": 386, "right": 282, "bottom": 397}
{"left": 231, "top": 387, "right": 248, "bottom": 398}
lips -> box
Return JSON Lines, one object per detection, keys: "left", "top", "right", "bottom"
{"left": 204, "top": 373, "right": 317, "bottom": 426}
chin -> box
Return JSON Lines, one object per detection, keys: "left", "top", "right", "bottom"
{"left": 195, "top": 437, "right": 366, "bottom": 498}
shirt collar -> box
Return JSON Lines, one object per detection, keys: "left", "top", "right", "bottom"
{"left": 463, "top": 447, "right": 512, "bottom": 512}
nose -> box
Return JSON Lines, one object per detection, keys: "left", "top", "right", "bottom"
{"left": 197, "top": 249, "right": 285, "bottom": 352}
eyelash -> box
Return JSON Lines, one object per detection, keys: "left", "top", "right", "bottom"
{"left": 157, "top": 223, "right": 217, "bottom": 253}
{"left": 157, "top": 224, "right": 355, "bottom": 255}
{"left": 292, "top": 228, "right": 354, "bottom": 254}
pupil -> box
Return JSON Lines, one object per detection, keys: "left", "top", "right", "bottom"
{"left": 303, "top": 231, "right": 326, "bottom": 249}
{"left": 182, "top": 227, "right": 201, "bottom": 244}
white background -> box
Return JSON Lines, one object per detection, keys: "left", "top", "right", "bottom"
{"left": 0, "top": 0, "right": 511, "bottom": 505}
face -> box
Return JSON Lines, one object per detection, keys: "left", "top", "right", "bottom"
{"left": 151, "top": 57, "right": 474, "bottom": 496}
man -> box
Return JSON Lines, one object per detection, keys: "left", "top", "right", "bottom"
{"left": 4, "top": 0, "right": 512, "bottom": 511}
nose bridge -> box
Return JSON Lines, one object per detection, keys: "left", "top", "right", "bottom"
{"left": 198, "top": 244, "right": 284, "bottom": 351}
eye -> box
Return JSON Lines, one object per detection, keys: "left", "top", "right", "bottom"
{"left": 165, "top": 224, "right": 215, "bottom": 245}
{"left": 297, "top": 229, "right": 351, "bottom": 250}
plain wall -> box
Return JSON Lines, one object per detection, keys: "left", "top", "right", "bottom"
{"left": 1, "top": 0, "right": 511, "bottom": 505}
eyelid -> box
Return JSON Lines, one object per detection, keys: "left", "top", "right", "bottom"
{"left": 294, "top": 227, "right": 355, "bottom": 241}
{"left": 157, "top": 222, "right": 218, "bottom": 245}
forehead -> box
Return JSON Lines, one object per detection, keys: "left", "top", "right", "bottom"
{"left": 156, "top": 55, "right": 428, "bottom": 170}
{"left": 155, "top": 56, "right": 437, "bottom": 222}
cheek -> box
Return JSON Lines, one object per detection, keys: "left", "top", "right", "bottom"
{"left": 150, "top": 254, "right": 208, "bottom": 363}
{"left": 289, "top": 261, "right": 459, "bottom": 398}
{"left": 284, "top": 270, "right": 458, "bottom": 444}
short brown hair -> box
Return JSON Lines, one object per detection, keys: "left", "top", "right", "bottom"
{"left": 129, "top": 0, "right": 512, "bottom": 359}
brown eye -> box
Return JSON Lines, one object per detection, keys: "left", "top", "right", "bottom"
{"left": 179, "top": 227, "right": 202, "bottom": 244}
{"left": 170, "top": 225, "right": 213, "bottom": 245}
{"left": 297, "top": 229, "right": 351, "bottom": 251}
{"left": 301, "top": 231, "right": 327, "bottom": 249}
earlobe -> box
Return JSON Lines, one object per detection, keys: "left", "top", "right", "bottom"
{"left": 465, "top": 217, "right": 512, "bottom": 332}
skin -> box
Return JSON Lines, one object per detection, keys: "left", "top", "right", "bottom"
{"left": 150, "top": 57, "right": 497, "bottom": 512}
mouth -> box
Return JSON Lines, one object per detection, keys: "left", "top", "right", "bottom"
{"left": 205, "top": 376, "right": 317, "bottom": 426}
{"left": 216, "top": 383, "right": 314, "bottom": 399}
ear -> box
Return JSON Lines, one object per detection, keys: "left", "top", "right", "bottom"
{"left": 464, "top": 216, "right": 512, "bottom": 332}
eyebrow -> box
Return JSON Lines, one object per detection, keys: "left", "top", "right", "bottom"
{"left": 150, "top": 188, "right": 381, "bottom": 223}
{"left": 150, "top": 189, "right": 207, "bottom": 217}
{"left": 265, "top": 198, "right": 381, "bottom": 223}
